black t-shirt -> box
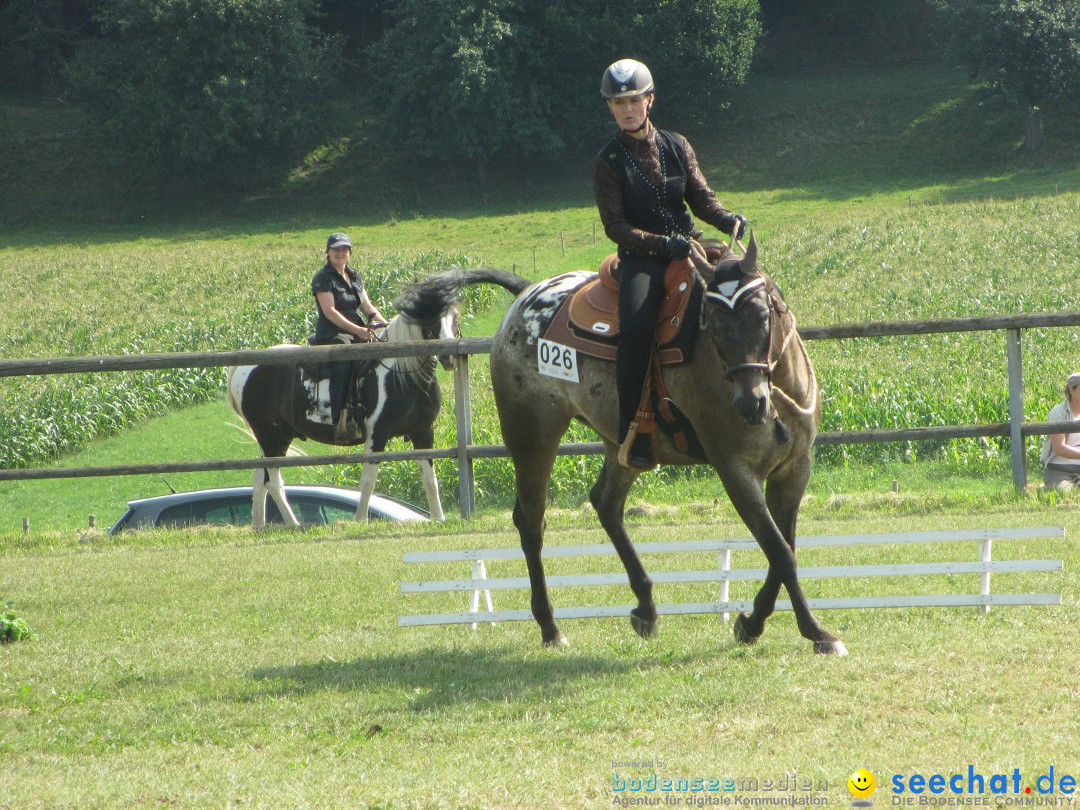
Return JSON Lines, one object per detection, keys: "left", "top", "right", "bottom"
{"left": 311, "top": 262, "right": 367, "bottom": 340}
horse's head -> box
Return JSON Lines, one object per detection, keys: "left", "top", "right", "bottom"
{"left": 691, "top": 234, "right": 780, "bottom": 426}
{"left": 422, "top": 305, "right": 460, "bottom": 370}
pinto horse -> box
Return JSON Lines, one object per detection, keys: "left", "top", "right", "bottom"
{"left": 409, "top": 238, "right": 846, "bottom": 655}
{"left": 226, "top": 295, "right": 461, "bottom": 527}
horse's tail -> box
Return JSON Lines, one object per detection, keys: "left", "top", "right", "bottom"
{"left": 394, "top": 266, "right": 530, "bottom": 319}
{"left": 454, "top": 267, "right": 532, "bottom": 296}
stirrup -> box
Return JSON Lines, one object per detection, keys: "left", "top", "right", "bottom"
{"left": 618, "top": 425, "right": 656, "bottom": 472}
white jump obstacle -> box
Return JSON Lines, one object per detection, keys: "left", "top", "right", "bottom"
{"left": 399, "top": 526, "right": 1065, "bottom": 628}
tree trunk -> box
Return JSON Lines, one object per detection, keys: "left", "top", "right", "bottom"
{"left": 1024, "top": 106, "right": 1044, "bottom": 152}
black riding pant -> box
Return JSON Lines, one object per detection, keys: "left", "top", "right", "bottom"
{"left": 616, "top": 253, "right": 668, "bottom": 443}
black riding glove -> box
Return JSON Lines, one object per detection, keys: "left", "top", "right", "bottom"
{"left": 720, "top": 214, "right": 748, "bottom": 239}
{"left": 661, "top": 235, "right": 691, "bottom": 262}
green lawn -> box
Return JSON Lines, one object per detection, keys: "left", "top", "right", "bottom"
{"left": 1, "top": 508, "right": 1075, "bottom": 808}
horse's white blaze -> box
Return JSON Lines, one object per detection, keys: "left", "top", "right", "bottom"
{"left": 518, "top": 272, "right": 592, "bottom": 344}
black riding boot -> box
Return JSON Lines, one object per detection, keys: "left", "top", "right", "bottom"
{"left": 329, "top": 361, "right": 356, "bottom": 443}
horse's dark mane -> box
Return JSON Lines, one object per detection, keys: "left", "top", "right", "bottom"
{"left": 394, "top": 267, "right": 531, "bottom": 321}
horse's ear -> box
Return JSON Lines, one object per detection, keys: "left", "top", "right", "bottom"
{"left": 690, "top": 240, "right": 716, "bottom": 285}
{"left": 743, "top": 230, "right": 758, "bottom": 272}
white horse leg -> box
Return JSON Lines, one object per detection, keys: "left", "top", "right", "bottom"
{"left": 252, "top": 467, "right": 268, "bottom": 529}
{"left": 265, "top": 466, "right": 300, "bottom": 527}
{"left": 355, "top": 461, "right": 380, "bottom": 522}
{"left": 416, "top": 459, "right": 445, "bottom": 521}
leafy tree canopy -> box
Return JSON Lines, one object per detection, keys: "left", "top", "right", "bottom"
{"left": 932, "top": 0, "right": 1080, "bottom": 107}
{"left": 68, "top": 0, "right": 339, "bottom": 181}
{"left": 368, "top": 0, "right": 761, "bottom": 162}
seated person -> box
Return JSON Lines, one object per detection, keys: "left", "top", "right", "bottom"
{"left": 1040, "top": 371, "right": 1080, "bottom": 490}
{"left": 311, "top": 232, "right": 387, "bottom": 441}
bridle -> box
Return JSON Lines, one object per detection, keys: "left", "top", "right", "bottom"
{"left": 702, "top": 274, "right": 783, "bottom": 381}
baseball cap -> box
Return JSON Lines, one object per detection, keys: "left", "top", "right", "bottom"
{"left": 326, "top": 232, "right": 352, "bottom": 250}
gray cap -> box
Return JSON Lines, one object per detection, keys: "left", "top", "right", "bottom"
{"left": 326, "top": 232, "right": 352, "bottom": 250}
{"left": 1067, "top": 372, "right": 1080, "bottom": 388}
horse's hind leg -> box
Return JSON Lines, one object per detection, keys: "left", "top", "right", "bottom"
{"left": 265, "top": 466, "right": 300, "bottom": 527}
{"left": 253, "top": 468, "right": 269, "bottom": 529}
{"left": 590, "top": 452, "right": 656, "bottom": 638}
{"left": 502, "top": 412, "right": 569, "bottom": 647}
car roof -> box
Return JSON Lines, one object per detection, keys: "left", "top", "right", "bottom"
{"left": 123, "top": 485, "right": 428, "bottom": 518}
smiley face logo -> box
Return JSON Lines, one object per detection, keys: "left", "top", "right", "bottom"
{"left": 848, "top": 768, "right": 877, "bottom": 799}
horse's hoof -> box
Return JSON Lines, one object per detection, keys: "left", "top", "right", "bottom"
{"left": 542, "top": 632, "right": 569, "bottom": 649}
{"left": 630, "top": 609, "right": 658, "bottom": 639}
{"left": 733, "top": 612, "right": 761, "bottom": 645}
{"left": 813, "top": 639, "right": 848, "bottom": 656}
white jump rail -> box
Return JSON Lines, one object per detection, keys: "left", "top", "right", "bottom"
{"left": 398, "top": 526, "right": 1065, "bottom": 628}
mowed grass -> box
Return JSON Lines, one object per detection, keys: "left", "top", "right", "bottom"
{"left": 1, "top": 508, "right": 1076, "bottom": 808}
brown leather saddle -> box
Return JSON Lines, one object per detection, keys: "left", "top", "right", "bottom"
{"left": 543, "top": 256, "right": 698, "bottom": 364}
{"left": 542, "top": 245, "right": 730, "bottom": 365}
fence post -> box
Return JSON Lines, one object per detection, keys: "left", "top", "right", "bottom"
{"left": 719, "top": 548, "right": 732, "bottom": 622}
{"left": 980, "top": 537, "right": 993, "bottom": 614}
{"left": 453, "top": 353, "right": 475, "bottom": 519}
{"left": 1006, "top": 328, "right": 1026, "bottom": 491}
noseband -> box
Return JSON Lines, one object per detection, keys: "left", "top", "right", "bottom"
{"left": 703, "top": 275, "right": 776, "bottom": 380}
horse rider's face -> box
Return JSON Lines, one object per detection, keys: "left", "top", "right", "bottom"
{"left": 328, "top": 246, "right": 351, "bottom": 272}
{"left": 607, "top": 93, "right": 653, "bottom": 136}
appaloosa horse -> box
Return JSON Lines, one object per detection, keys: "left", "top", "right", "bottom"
{"left": 226, "top": 294, "right": 461, "bottom": 527}
{"left": 412, "top": 238, "right": 846, "bottom": 655}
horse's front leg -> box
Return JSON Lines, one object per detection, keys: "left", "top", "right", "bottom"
{"left": 355, "top": 461, "right": 380, "bottom": 522}
{"left": 720, "top": 466, "right": 845, "bottom": 655}
{"left": 414, "top": 459, "right": 445, "bottom": 521}
{"left": 590, "top": 451, "right": 656, "bottom": 639}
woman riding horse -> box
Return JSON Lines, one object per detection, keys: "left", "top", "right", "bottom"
{"left": 594, "top": 58, "right": 748, "bottom": 471}
{"left": 311, "top": 232, "right": 388, "bottom": 442}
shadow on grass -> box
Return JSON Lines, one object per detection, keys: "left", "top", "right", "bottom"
{"left": 248, "top": 643, "right": 715, "bottom": 712}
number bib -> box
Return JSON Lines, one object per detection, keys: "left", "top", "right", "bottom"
{"left": 537, "top": 338, "right": 579, "bottom": 383}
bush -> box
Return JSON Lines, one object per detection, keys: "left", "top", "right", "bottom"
{"left": 1, "top": 605, "right": 35, "bottom": 643}
{"left": 68, "top": 0, "right": 339, "bottom": 181}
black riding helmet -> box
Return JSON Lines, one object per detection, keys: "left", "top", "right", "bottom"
{"left": 600, "top": 59, "right": 654, "bottom": 98}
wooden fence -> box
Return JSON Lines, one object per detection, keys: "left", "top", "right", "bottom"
{"left": 2, "top": 311, "right": 1080, "bottom": 517}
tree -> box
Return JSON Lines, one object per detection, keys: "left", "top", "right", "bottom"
{"left": 0, "top": 0, "right": 91, "bottom": 92}
{"left": 68, "top": 0, "right": 339, "bottom": 181}
{"left": 932, "top": 0, "right": 1080, "bottom": 149}
{"left": 367, "top": 0, "right": 761, "bottom": 171}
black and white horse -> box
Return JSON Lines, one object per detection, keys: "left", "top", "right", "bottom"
{"left": 226, "top": 296, "right": 460, "bottom": 527}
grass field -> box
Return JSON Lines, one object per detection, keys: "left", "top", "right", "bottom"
{"left": 1, "top": 508, "right": 1076, "bottom": 808}
{"left": 2, "top": 55, "right": 1079, "bottom": 809}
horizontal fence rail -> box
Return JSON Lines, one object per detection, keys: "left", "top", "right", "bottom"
{"left": 4, "top": 313, "right": 1080, "bottom": 505}
{"left": 398, "top": 527, "right": 1066, "bottom": 627}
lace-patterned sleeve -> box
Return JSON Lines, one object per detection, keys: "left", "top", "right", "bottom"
{"left": 594, "top": 156, "right": 668, "bottom": 257}
{"left": 679, "top": 135, "right": 733, "bottom": 231}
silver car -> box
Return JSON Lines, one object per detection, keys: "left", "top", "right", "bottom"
{"left": 108, "top": 485, "right": 428, "bottom": 534}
